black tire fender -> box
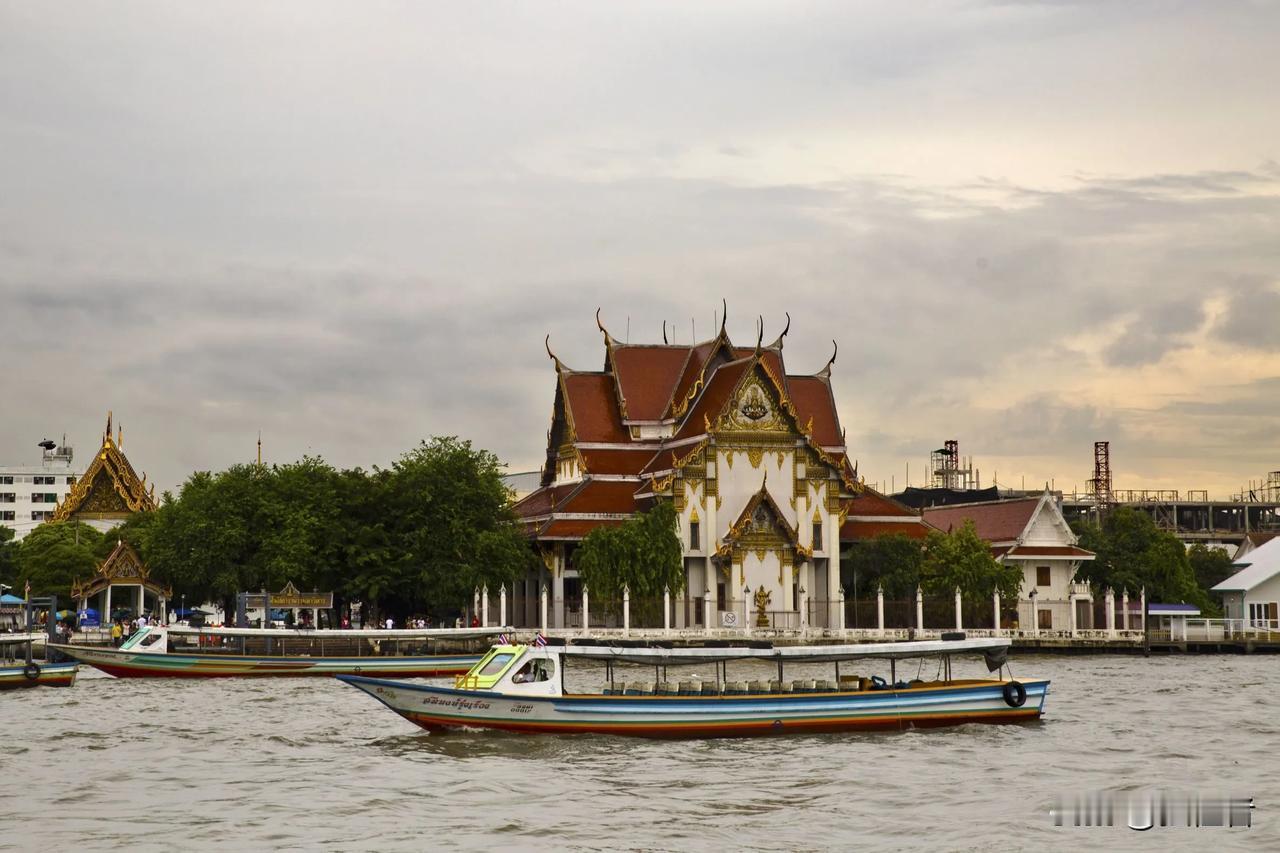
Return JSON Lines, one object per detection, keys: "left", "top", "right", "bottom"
{"left": 1002, "top": 680, "right": 1027, "bottom": 708}
{"left": 23, "top": 662, "right": 41, "bottom": 681}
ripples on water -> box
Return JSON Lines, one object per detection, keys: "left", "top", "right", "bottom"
{"left": 1, "top": 655, "right": 1275, "bottom": 851}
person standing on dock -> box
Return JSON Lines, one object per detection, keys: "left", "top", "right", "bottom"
{"left": 111, "top": 621, "right": 123, "bottom": 647}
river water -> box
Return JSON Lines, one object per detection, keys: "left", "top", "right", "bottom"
{"left": 1, "top": 653, "right": 1274, "bottom": 851}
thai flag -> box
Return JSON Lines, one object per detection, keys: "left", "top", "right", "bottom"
{"left": 498, "top": 633, "right": 510, "bottom": 645}
{"left": 533, "top": 633, "right": 547, "bottom": 647}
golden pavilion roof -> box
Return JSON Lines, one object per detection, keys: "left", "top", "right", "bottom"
{"left": 52, "top": 411, "right": 158, "bottom": 522}
{"left": 71, "top": 539, "right": 171, "bottom": 600}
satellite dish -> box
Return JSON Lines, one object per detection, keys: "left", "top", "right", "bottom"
{"left": 38, "top": 439, "right": 57, "bottom": 451}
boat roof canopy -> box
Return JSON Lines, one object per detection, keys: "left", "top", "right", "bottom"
{"left": 165, "top": 625, "right": 512, "bottom": 640}
{"left": 556, "top": 637, "right": 1011, "bottom": 665}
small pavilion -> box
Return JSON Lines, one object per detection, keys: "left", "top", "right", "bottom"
{"left": 72, "top": 539, "right": 170, "bottom": 623}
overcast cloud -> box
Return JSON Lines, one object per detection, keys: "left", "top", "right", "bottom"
{"left": 2, "top": 0, "right": 1278, "bottom": 504}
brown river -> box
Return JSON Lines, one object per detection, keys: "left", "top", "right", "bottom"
{"left": 1, "top": 653, "right": 1275, "bottom": 851}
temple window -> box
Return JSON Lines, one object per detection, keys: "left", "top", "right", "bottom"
{"left": 1036, "top": 566, "right": 1051, "bottom": 586}
{"left": 812, "top": 522, "right": 823, "bottom": 551}
{"left": 689, "top": 520, "right": 700, "bottom": 550}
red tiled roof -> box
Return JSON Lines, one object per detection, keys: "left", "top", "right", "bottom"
{"left": 674, "top": 358, "right": 753, "bottom": 440}
{"left": 731, "top": 347, "right": 784, "bottom": 381}
{"left": 668, "top": 341, "right": 717, "bottom": 416}
{"left": 922, "top": 497, "right": 1039, "bottom": 542}
{"left": 579, "top": 448, "right": 651, "bottom": 476}
{"left": 540, "top": 519, "right": 625, "bottom": 540}
{"left": 610, "top": 345, "right": 690, "bottom": 421}
{"left": 1005, "top": 545, "right": 1095, "bottom": 559}
{"left": 512, "top": 482, "right": 582, "bottom": 519}
{"left": 787, "top": 375, "right": 842, "bottom": 446}
{"left": 555, "top": 479, "right": 641, "bottom": 514}
{"left": 840, "top": 519, "right": 934, "bottom": 541}
{"left": 563, "top": 373, "right": 629, "bottom": 443}
{"left": 843, "top": 489, "right": 919, "bottom": 518}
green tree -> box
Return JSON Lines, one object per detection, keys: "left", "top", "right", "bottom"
{"left": 576, "top": 501, "right": 684, "bottom": 613}
{"left": 1187, "top": 543, "right": 1237, "bottom": 592}
{"left": 15, "top": 522, "right": 104, "bottom": 598}
{"left": 377, "top": 437, "right": 536, "bottom": 617}
{"left": 1074, "top": 507, "right": 1211, "bottom": 610}
{"left": 0, "top": 525, "right": 19, "bottom": 590}
{"left": 921, "top": 520, "right": 1024, "bottom": 600}
{"left": 843, "top": 533, "right": 923, "bottom": 599}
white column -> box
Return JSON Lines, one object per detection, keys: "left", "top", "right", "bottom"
{"left": 837, "top": 585, "right": 845, "bottom": 631}
{"left": 663, "top": 587, "right": 671, "bottom": 636}
{"left": 481, "top": 586, "right": 489, "bottom": 628}
{"left": 915, "top": 586, "right": 924, "bottom": 631}
{"left": 876, "top": 587, "right": 885, "bottom": 638}
{"left": 1069, "top": 595, "right": 1077, "bottom": 637}
{"left": 993, "top": 591, "right": 1001, "bottom": 637}
{"left": 1139, "top": 587, "right": 1146, "bottom": 633}
{"left": 539, "top": 585, "right": 548, "bottom": 634}
{"left": 954, "top": 587, "right": 963, "bottom": 631}
{"left": 1106, "top": 588, "right": 1116, "bottom": 637}
{"left": 703, "top": 584, "right": 713, "bottom": 636}
{"left": 622, "top": 587, "right": 631, "bottom": 637}
{"left": 499, "top": 585, "right": 507, "bottom": 627}
{"left": 473, "top": 588, "right": 480, "bottom": 625}
{"left": 552, "top": 560, "right": 565, "bottom": 629}
{"left": 1121, "top": 591, "right": 1129, "bottom": 631}
{"left": 581, "top": 585, "right": 590, "bottom": 637}
{"left": 799, "top": 586, "right": 809, "bottom": 633}
{"left": 1031, "top": 597, "right": 1039, "bottom": 635}
{"left": 105, "top": 586, "right": 112, "bottom": 624}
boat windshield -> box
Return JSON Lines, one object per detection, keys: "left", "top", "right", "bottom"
{"left": 477, "top": 652, "right": 515, "bottom": 677}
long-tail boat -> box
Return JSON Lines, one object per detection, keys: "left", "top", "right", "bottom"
{"left": 0, "top": 634, "right": 78, "bottom": 689}
{"left": 51, "top": 624, "right": 502, "bottom": 679}
{"left": 338, "top": 636, "right": 1048, "bottom": 738}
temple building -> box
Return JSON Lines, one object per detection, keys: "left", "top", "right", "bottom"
{"left": 51, "top": 412, "right": 157, "bottom": 533}
{"left": 72, "top": 539, "right": 171, "bottom": 624}
{"left": 511, "top": 309, "right": 929, "bottom": 631}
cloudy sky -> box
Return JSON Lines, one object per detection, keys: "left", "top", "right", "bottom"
{"left": 2, "top": 1, "right": 1278, "bottom": 504}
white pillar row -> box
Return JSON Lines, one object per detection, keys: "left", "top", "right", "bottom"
{"left": 581, "top": 585, "right": 590, "bottom": 637}
{"left": 915, "top": 586, "right": 924, "bottom": 631}
{"left": 539, "top": 585, "right": 548, "bottom": 634}
{"left": 954, "top": 587, "right": 963, "bottom": 632}
{"left": 481, "top": 586, "right": 490, "bottom": 628}
{"left": 1121, "top": 591, "right": 1129, "bottom": 631}
{"left": 622, "top": 587, "right": 631, "bottom": 637}
{"left": 499, "top": 585, "right": 507, "bottom": 627}
{"left": 663, "top": 587, "right": 671, "bottom": 636}
{"left": 1105, "top": 588, "right": 1116, "bottom": 637}
{"left": 876, "top": 587, "right": 885, "bottom": 638}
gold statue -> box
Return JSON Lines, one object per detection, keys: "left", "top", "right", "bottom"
{"left": 754, "top": 586, "right": 772, "bottom": 628}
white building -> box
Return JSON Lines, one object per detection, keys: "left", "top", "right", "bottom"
{"left": 0, "top": 439, "right": 80, "bottom": 541}
{"left": 924, "top": 491, "right": 1096, "bottom": 633}
{"left": 1213, "top": 536, "right": 1280, "bottom": 628}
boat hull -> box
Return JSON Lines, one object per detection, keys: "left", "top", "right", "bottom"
{"left": 0, "top": 661, "right": 79, "bottom": 690}
{"left": 338, "top": 676, "right": 1050, "bottom": 739}
{"left": 50, "top": 644, "right": 480, "bottom": 679}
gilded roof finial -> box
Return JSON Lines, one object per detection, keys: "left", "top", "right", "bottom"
{"left": 720, "top": 298, "right": 727, "bottom": 336}
{"left": 754, "top": 315, "right": 764, "bottom": 355}
{"left": 117, "top": 423, "right": 122, "bottom": 448}
{"left": 105, "top": 410, "right": 113, "bottom": 445}
{"left": 768, "top": 312, "right": 790, "bottom": 349}
{"left": 544, "top": 334, "right": 565, "bottom": 372}
{"left": 595, "top": 308, "right": 614, "bottom": 346}
{"left": 817, "top": 339, "right": 838, "bottom": 378}
{"left": 662, "top": 320, "right": 668, "bottom": 345}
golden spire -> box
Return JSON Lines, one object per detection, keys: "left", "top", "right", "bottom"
{"left": 257, "top": 431, "right": 262, "bottom": 466}
{"left": 117, "top": 422, "right": 123, "bottom": 448}
{"left": 105, "top": 410, "right": 113, "bottom": 445}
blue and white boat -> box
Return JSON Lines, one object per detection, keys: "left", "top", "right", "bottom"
{"left": 339, "top": 637, "right": 1048, "bottom": 739}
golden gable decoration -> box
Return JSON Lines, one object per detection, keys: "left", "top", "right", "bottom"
{"left": 71, "top": 539, "right": 172, "bottom": 602}
{"left": 53, "top": 412, "right": 158, "bottom": 523}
